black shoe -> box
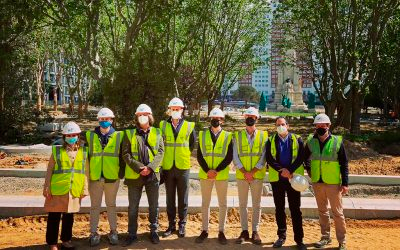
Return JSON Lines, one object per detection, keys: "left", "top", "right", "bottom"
{"left": 218, "top": 231, "right": 228, "bottom": 245}
{"left": 195, "top": 230, "right": 208, "bottom": 243}
{"left": 251, "top": 231, "right": 262, "bottom": 245}
{"left": 235, "top": 230, "right": 250, "bottom": 244}
{"left": 123, "top": 235, "right": 138, "bottom": 247}
{"left": 297, "top": 242, "right": 307, "bottom": 250}
{"left": 150, "top": 231, "right": 160, "bottom": 244}
{"left": 273, "top": 237, "right": 286, "bottom": 248}
{"left": 178, "top": 225, "right": 185, "bottom": 238}
{"left": 162, "top": 227, "right": 176, "bottom": 238}
{"left": 60, "top": 242, "right": 75, "bottom": 250}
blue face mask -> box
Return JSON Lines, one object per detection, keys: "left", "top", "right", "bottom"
{"left": 99, "top": 121, "right": 112, "bottom": 128}
{"left": 65, "top": 136, "right": 78, "bottom": 145}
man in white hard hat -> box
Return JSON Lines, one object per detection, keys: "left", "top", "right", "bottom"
{"left": 265, "top": 117, "right": 306, "bottom": 250}
{"left": 304, "top": 114, "right": 349, "bottom": 250}
{"left": 83, "top": 107, "right": 125, "bottom": 246}
{"left": 122, "top": 104, "right": 164, "bottom": 245}
{"left": 160, "top": 97, "right": 196, "bottom": 238}
{"left": 195, "top": 107, "right": 233, "bottom": 245}
{"left": 233, "top": 107, "right": 267, "bottom": 245}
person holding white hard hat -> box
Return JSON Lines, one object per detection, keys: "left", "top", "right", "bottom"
{"left": 265, "top": 116, "right": 306, "bottom": 250}
{"left": 122, "top": 104, "right": 164, "bottom": 245}
{"left": 232, "top": 107, "right": 267, "bottom": 245}
{"left": 43, "top": 122, "right": 89, "bottom": 250}
{"left": 304, "top": 114, "right": 349, "bottom": 250}
{"left": 83, "top": 107, "right": 125, "bottom": 246}
{"left": 160, "top": 97, "right": 196, "bottom": 238}
{"left": 195, "top": 107, "right": 233, "bottom": 245}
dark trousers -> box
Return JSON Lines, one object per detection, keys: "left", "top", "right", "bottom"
{"left": 164, "top": 167, "right": 190, "bottom": 228}
{"left": 271, "top": 179, "right": 304, "bottom": 244}
{"left": 46, "top": 212, "right": 74, "bottom": 245}
{"left": 127, "top": 178, "right": 159, "bottom": 236}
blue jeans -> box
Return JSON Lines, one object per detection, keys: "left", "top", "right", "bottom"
{"left": 127, "top": 178, "right": 159, "bottom": 236}
{"left": 164, "top": 167, "right": 190, "bottom": 228}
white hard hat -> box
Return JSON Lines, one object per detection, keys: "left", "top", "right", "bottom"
{"left": 62, "top": 121, "right": 81, "bottom": 135}
{"left": 135, "top": 104, "right": 152, "bottom": 114}
{"left": 243, "top": 107, "right": 259, "bottom": 118}
{"left": 97, "top": 107, "right": 115, "bottom": 119}
{"left": 168, "top": 97, "right": 184, "bottom": 108}
{"left": 314, "top": 113, "right": 331, "bottom": 124}
{"left": 289, "top": 174, "right": 310, "bottom": 192}
{"left": 209, "top": 108, "right": 225, "bottom": 118}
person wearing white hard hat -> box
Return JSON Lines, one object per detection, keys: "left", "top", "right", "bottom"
{"left": 232, "top": 107, "right": 267, "bottom": 245}
{"left": 195, "top": 107, "right": 233, "bottom": 245}
{"left": 43, "top": 122, "right": 89, "bottom": 250}
{"left": 84, "top": 107, "right": 125, "bottom": 246}
{"left": 265, "top": 117, "right": 306, "bottom": 250}
{"left": 122, "top": 104, "right": 164, "bottom": 245}
{"left": 160, "top": 97, "right": 196, "bottom": 238}
{"left": 304, "top": 114, "right": 349, "bottom": 250}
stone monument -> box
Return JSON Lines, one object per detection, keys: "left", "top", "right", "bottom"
{"left": 270, "top": 49, "right": 308, "bottom": 112}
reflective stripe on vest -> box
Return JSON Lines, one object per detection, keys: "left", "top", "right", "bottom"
{"left": 86, "top": 131, "right": 123, "bottom": 180}
{"left": 268, "top": 133, "right": 304, "bottom": 182}
{"left": 160, "top": 120, "right": 194, "bottom": 170}
{"left": 307, "top": 134, "right": 342, "bottom": 184}
{"left": 51, "top": 146, "right": 87, "bottom": 197}
{"left": 198, "top": 129, "right": 232, "bottom": 180}
{"left": 235, "top": 130, "right": 268, "bottom": 180}
{"left": 125, "top": 127, "right": 161, "bottom": 179}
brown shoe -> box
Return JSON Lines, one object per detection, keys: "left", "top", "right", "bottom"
{"left": 252, "top": 231, "right": 262, "bottom": 245}
{"left": 235, "top": 230, "right": 250, "bottom": 244}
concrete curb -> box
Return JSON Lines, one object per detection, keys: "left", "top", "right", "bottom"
{"left": 1, "top": 169, "right": 399, "bottom": 186}
{"left": 1, "top": 195, "right": 399, "bottom": 219}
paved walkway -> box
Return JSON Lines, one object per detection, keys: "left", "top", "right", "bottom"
{"left": 1, "top": 195, "right": 399, "bottom": 219}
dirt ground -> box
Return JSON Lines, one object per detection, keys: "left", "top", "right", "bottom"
{"left": 1, "top": 210, "right": 400, "bottom": 250}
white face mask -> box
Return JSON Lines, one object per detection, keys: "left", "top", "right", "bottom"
{"left": 277, "top": 125, "right": 288, "bottom": 135}
{"left": 138, "top": 115, "right": 149, "bottom": 125}
{"left": 171, "top": 110, "right": 182, "bottom": 119}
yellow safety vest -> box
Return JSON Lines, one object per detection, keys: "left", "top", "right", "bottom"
{"left": 125, "top": 127, "right": 161, "bottom": 179}
{"left": 86, "top": 130, "right": 123, "bottom": 181}
{"left": 198, "top": 129, "right": 232, "bottom": 180}
{"left": 307, "top": 134, "right": 343, "bottom": 184}
{"left": 160, "top": 120, "right": 195, "bottom": 170}
{"left": 234, "top": 130, "right": 268, "bottom": 180}
{"left": 268, "top": 133, "right": 304, "bottom": 182}
{"left": 50, "top": 145, "right": 87, "bottom": 198}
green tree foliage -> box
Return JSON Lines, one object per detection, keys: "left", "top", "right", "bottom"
{"left": 259, "top": 92, "right": 266, "bottom": 111}
{"left": 232, "top": 86, "right": 259, "bottom": 107}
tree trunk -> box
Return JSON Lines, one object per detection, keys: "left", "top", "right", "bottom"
{"left": 335, "top": 98, "right": 351, "bottom": 129}
{"left": 207, "top": 97, "right": 215, "bottom": 115}
{"left": 350, "top": 89, "right": 362, "bottom": 135}
{"left": 53, "top": 88, "right": 58, "bottom": 111}
{"left": 36, "top": 60, "right": 43, "bottom": 111}
{"left": 0, "top": 86, "right": 4, "bottom": 112}
{"left": 76, "top": 70, "right": 84, "bottom": 119}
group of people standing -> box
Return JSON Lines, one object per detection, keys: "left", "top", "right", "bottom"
{"left": 43, "top": 97, "right": 348, "bottom": 250}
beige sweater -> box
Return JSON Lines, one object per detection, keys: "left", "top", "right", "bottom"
{"left": 43, "top": 147, "right": 89, "bottom": 213}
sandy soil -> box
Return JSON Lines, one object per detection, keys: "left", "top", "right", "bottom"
{"left": 1, "top": 210, "right": 400, "bottom": 250}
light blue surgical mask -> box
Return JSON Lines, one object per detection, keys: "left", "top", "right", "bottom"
{"left": 99, "top": 121, "right": 112, "bottom": 128}
{"left": 65, "top": 136, "right": 78, "bottom": 145}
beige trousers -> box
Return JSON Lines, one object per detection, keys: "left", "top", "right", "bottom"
{"left": 313, "top": 183, "right": 347, "bottom": 244}
{"left": 89, "top": 179, "right": 120, "bottom": 233}
{"left": 237, "top": 179, "right": 263, "bottom": 232}
{"left": 200, "top": 179, "right": 228, "bottom": 232}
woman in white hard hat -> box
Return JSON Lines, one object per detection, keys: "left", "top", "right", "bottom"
{"left": 84, "top": 107, "right": 125, "bottom": 246}
{"left": 122, "top": 104, "right": 164, "bottom": 245}
{"left": 43, "top": 121, "right": 89, "bottom": 250}
{"left": 195, "top": 107, "right": 233, "bottom": 245}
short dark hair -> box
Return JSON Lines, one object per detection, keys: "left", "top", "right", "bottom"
{"left": 275, "top": 116, "right": 288, "bottom": 125}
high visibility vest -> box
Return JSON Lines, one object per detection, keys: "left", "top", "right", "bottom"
{"left": 198, "top": 129, "right": 232, "bottom": 180}
{"left": 307, "top": 134, "right": 343, "bottom": 184}
{"left": 50, "top": 145, "right": 87, "bottom": 198}
{"left": 125, "top": 127, "right": 161, "bottom": 179}
{"left": 234, "top": 130, "right": 268, "bottom": 180}
{"left": 160, "top": 120, "right": 195, "bottom": 170}
{"left": 268, "top": 133, "right": 304, "bottom": 182}
{"left": 86, "top": 130, "right": 123, "bottom": 181}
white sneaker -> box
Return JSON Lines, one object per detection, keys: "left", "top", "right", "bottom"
{"left": 108, "top": 230, "right": 119, "bottom": 245}
{"left": 89, "top": 232, "right": 101, "bottom": 247}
